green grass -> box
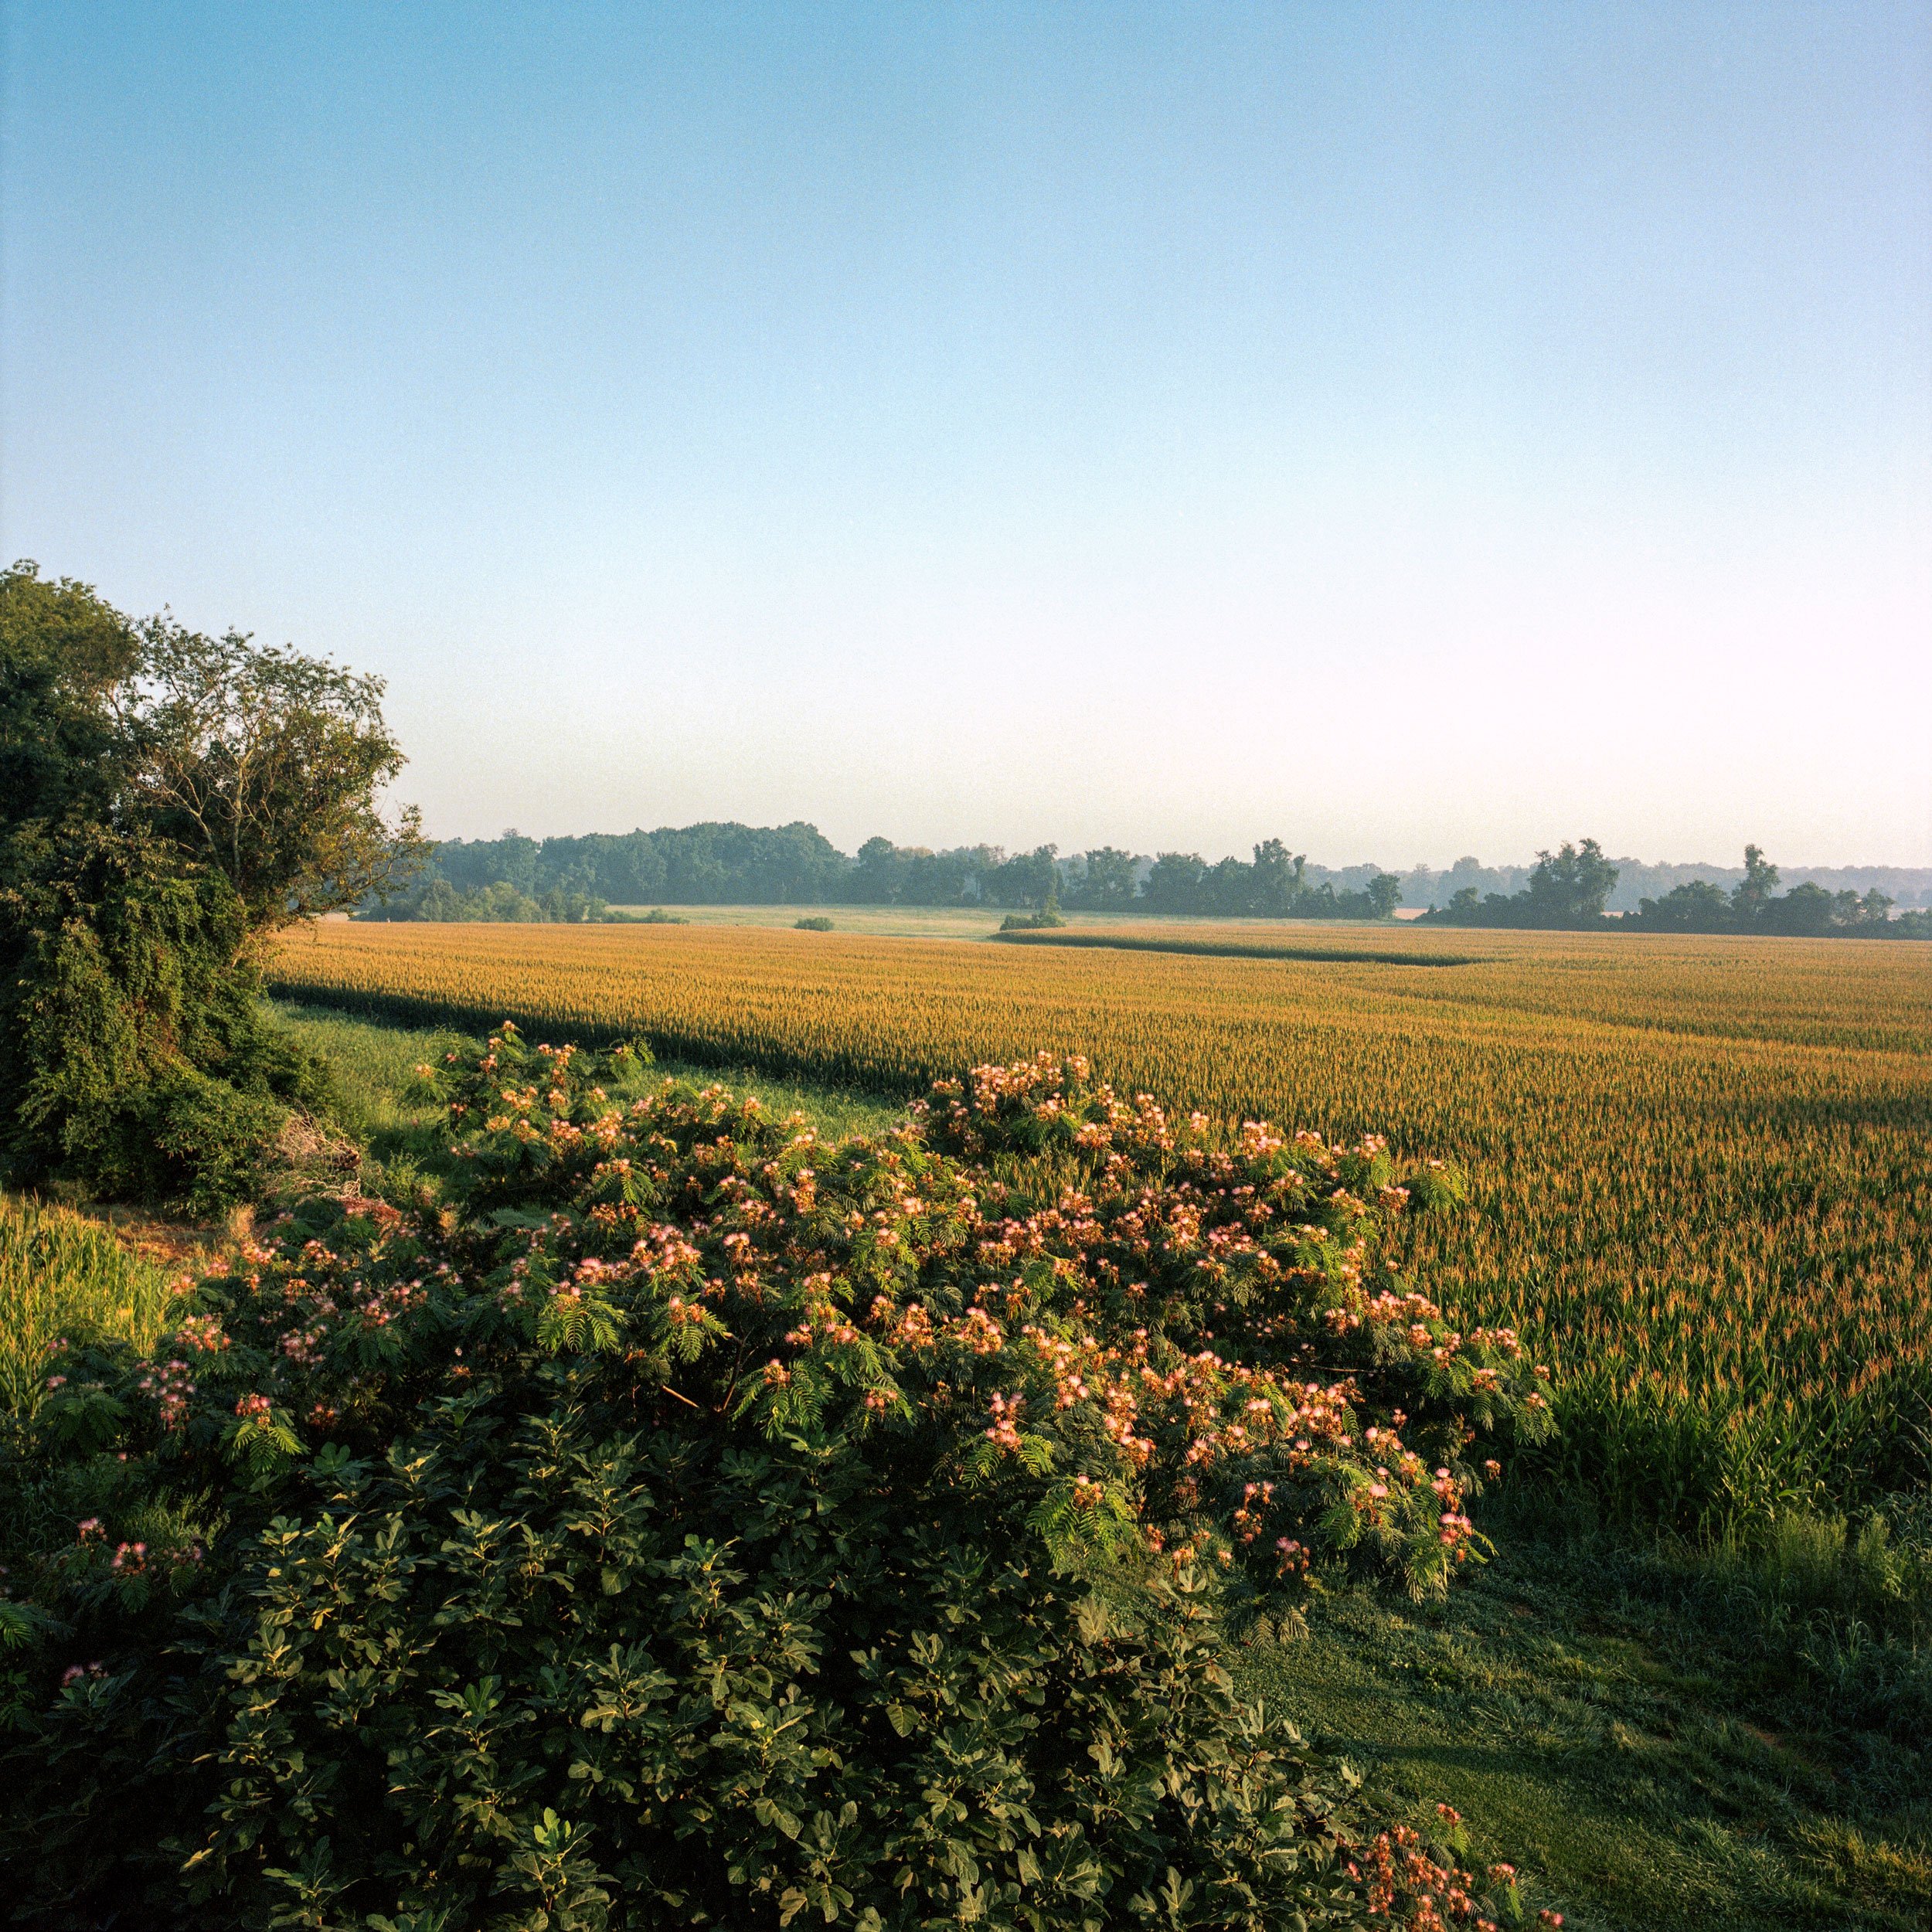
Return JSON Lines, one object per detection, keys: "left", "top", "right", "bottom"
{"left": 1243, "top": 1505, "right": 1932, "bottom": 1930}
{"left": 0, "top": 1195, "right": 178, "bottom": 1415}
{"left": 270, "top": 1000, "right": 903, "bottom": 1181}
{"left": 647, "top": 1060, "right": 903, "bottom": 1140}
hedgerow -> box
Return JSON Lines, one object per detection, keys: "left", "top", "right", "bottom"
{"left": 1, "top": 1034, "right": 1553, "bottom": 1930}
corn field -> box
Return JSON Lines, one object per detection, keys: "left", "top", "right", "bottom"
{"left": 0, "top": 1196, "right": 178, "bottom": 1416}
{"left": 270, "top": 920, "right": 1932, "bottom": 1531}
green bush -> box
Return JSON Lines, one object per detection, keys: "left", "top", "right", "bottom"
{"left": 0, "top": 1039, "right": 1546, "bottom": 1928}
{"left": 123, "top": 1070, "right": 290, "bottom": 1220}
{"left": 4, "top": 858, "right": 333, "bottom": 1215}
{"left": 795, "top": 915, "right": 835, "bottom": 930}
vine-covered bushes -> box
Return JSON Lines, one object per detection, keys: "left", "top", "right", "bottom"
{"left": 1, "top": 1038, "right": 1552, "bottom": 1929}
{"left": 9, "top": 852, "right": 332, "bottom": 1214}
{"left": 0, "top": 561, "right": 420, "bottom": 1213}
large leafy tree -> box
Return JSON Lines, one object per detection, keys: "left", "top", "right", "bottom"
{"left": 0, "top": 562, "right": 421, "bottom": 1211}
{"left": 1250, "top": 837, "right": 1306, "bottom": 916}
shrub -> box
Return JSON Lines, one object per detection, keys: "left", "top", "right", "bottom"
{"left": 795, "top": 916, "right": 835, "bottom": 931}
{"left": 0, "top": 1036, "right": 1547, "bottom": 1928}
{"left": 5, "top": 859, "right": 334, "bottom": 1215}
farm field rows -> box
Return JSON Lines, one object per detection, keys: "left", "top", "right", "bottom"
{"left": 270, "top": 918, "right": 1932, "bottom": 1529}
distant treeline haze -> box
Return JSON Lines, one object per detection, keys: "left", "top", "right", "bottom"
{"left": 1417, "top": 838, "right": 1928, "bottom": 937}
{"left": 362, "top": 822, "right": 1932, "bottom": 934}
{"left": 371, "top": 825, "right": 1403, "bottom": 921}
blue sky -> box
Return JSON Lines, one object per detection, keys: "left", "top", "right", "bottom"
{"left": 5, "top": 2, "right": 1928, "bottom": 864}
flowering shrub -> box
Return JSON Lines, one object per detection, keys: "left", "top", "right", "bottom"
{"left": 0, "top": 1031, "right": 1552, "bottom": 1930}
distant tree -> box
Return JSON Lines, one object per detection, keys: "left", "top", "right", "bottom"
{"left": 1757, "top": 879, "right": 1894, "bottom": 937}
{"left": 1202, "top": 855, "right": 1253, "bottom": 917}
{"left": 989, "top": 844, "right": 1061, "bottom": 911}
{"left": 1627, "top": 847, "right": 1908, "bottom": 939}
{"left": 1855, "top": 886, "right": 1897, "bottom": 929}
{"left": 851, "top": 835, "right": 906, "bottom": 903}
{"left": 1365, "top": 872, "right": 1403, "bottom": 919}
{"left": 893, "top": 845, "right": 989, "bottom": 906}
{"left": 1636, "top": 877, "right": 1733, "bottom": 930}
{"left": 1731, "top": 843, "right": 1779, "bottom": 923}
{"left": 1423, "top": 837, "right": 1616, "bottom": 929}
{"left": 1760, "top": 880, "right": 1837, "bottom": 936}
{"left": 1524, "top": 838, "right": 1618, "bottom": 924}
{"left": 1073, "top": 845, "right": 1139, "bottom": 910}
{"left": 1141, "top": 852, "right": 1208, "bottom": 915}
{"left": 1444, "top": 839, "right": 1922, "bottom": 940}
{"left": 1250, "top": 838, "right": 1306, "bottom": 917}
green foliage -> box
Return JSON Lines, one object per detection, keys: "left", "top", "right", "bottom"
{"left": 0, "top": 1038, "right": 1546, "bottom": 1927}
{"left": 2, "top": 845, "right": 328, "bottom": 1211}
{"left": 794, "top": 915, "right": 835, "bottom": 931}
{"left": 1635, "top": 845, "right": 1909, "bottom": 935}
{"left": 359, "top": 877, "right": 619, "bottom": 923}
{"left": 132, "top": 617, "right": 423, "bottom": 925}
{"left": 419, "top": 827, "right": 1412, "bottom": 921}
{"left": 1423, "top": 838, "right": 1620, "bottom": 929}
{"left": 1138, "top": 847, "right": 1400, "bottom": 922}
{"left": 0, "top": 563, "right": 140, "bottom": 828}
{"left": 131, "top": 1071, "right": 292, "bottom": 1221}
{"left": 0, "top": 561, "right": 417, "bottom": 1209}
{"left": 434, "top": 821, "right": 851, "bottom": 906}
{"left": 1427, "top": 838, "right": 1927, "bottom": 939}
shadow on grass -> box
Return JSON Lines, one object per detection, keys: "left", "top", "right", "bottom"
{"left": 1240, "top": 1513, "right": 1932, "bottom": 1931}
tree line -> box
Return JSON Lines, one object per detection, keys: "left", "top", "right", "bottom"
{"left": 375, "top": 825, "right": 1405, "bottom": 920}
{"left": 1422, "top": 838, "right": 1930, "bottom": 937}
{"left": 374, "top": 825, "right": 1930, "bottom": 934}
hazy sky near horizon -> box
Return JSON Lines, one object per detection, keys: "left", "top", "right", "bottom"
{"left": 4, "top": 2, "right": 1929, "bottom": 867}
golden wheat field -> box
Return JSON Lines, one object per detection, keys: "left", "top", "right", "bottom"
{"left": 270, "top": 918, "right": 1932, "bottom": 1528}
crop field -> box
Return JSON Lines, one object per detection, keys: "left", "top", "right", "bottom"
{"left": 269, "top": 918, "right": 1932, "bottom": 1531}
{"left": 0, "top": 1195, "right": 177, "bottom": 1416}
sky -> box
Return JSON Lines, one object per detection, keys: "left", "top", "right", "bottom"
{"left": 4, "top": 2, "right": 1929, "bottom": 866}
